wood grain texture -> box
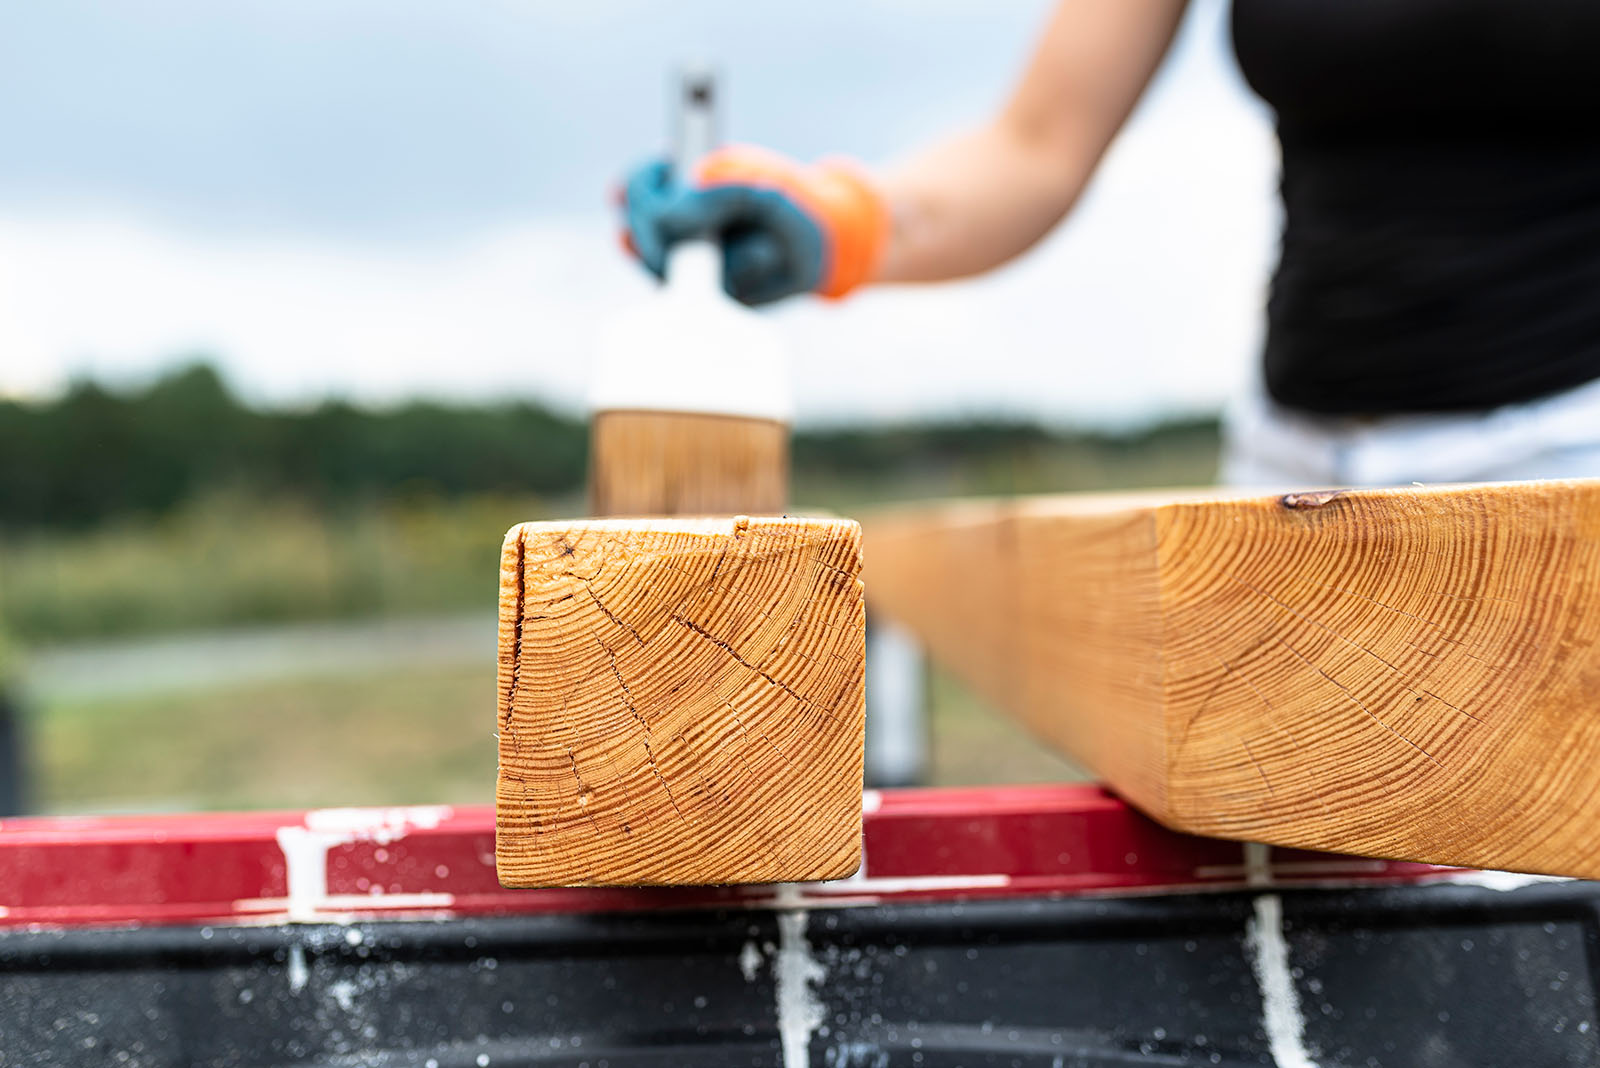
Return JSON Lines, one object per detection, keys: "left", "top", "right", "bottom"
{"left": 865, "top": 480, "right": 1600, "bottom": 877}
{"left": 589, "top": 410, "right": 788, "bottom": 517}
{"left": 496, "top": 515, "right": 866, "bottom": 887}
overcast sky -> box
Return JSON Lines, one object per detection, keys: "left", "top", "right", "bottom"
{"left": 0, "top": 0, "right": 1279, "bottom": 427}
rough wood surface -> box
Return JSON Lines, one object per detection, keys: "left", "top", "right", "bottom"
{"left": 865, "top": 480, "right": 1600, "bottom": 878}
{"left": 589, "top": 410, "right": 788, "bottom": 517}
{"left": 496, "top": 515, "right": 866, "bottom": 887}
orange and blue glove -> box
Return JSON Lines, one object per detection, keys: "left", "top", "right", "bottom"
{"left": 620, "top": 146, "right": 891, "bottom": 305}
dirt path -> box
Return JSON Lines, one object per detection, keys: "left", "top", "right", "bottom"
{"left": 20, "top": 614, "right": 496, "bottom": 702}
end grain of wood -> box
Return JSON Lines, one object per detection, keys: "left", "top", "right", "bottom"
{"left": 496, "top": 515, "right": 866, "bottom": 887}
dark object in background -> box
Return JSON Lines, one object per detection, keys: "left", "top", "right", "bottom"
{"left": 863, "top": 619, "right": 929, "bottom": 789}
{"left": 0, "top": 689, "right": 25, "bottom": 816}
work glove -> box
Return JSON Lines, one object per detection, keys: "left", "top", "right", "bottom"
{"left": 620, "top": 145, "right": 891, "bottom": 305}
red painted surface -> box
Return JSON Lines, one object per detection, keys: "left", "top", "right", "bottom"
{"left": 0, "top": 784, "right": 1441, "bottom": 929}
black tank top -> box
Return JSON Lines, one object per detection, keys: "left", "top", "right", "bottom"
{"left": 1232, "top": 0, "right": 1600, "bottom": 414}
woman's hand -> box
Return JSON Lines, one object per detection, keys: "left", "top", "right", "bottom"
{"left": 619, "top": 147, "right": 890, "bottom": 305}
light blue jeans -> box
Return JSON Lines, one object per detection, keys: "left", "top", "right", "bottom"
{"left": 1221, "top": 374, "right": 1600, "bottom": 488}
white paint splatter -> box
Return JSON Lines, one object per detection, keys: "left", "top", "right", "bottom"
{"left": 328, "top": 978, "right": 359, "bottom": 1014}
{"left": 320, "top": 892, "right": 455, "bottom": 912}
{"left": 775, "top": 909, "right": 826, "bottom": 1067}
{"left": 273, "top": 805, "right": 455, "bottom": 925}
{"left": 739, "top": 940, "right": 764, "bottom": 982}
{"left": 817, "top": 873, "right": 1010, "bottom": 895}
{"left": 1442, "top": 869, "right": 1572, "bottom": 893}
{"left": 286, "top": 944, "right": 309, "bottom": 994}
{"left": 304, "top": 805, "right": 452, "bottom": 843}
{"left": 1245, "top": 893, "right": 1318, "bottom": 1068}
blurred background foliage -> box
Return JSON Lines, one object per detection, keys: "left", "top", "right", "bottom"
{"left": 0, "top": 361, "right": 583, "bottom": 531}
{"left": 1, "top": 362, "right": 1219, "bottom": 642}
{"left": 0, "top": 363, "right": 1216, "bottom": 811}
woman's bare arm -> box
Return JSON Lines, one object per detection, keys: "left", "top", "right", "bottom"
{"left": 874, "top": 0, "right": 1189, "bottom": 283}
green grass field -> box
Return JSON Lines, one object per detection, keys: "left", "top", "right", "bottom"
{"left": 8, "top": 432, "right": 1205, "bottom": 811}
{"left": 32, "top": 661, "right": 1084, "bottom": 813}
{"left": 1, "top": 492, "right": 562, "bottom": 643}
{"left": 34, "top": 663, "right": 498, "bottom": 812}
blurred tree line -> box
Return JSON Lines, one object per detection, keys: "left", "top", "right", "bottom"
{"left": 0, "top": 363, "right": 584, "bottom": 530}
{"left": 0, "top": 363, "right": 1221, "bottom": 641}
{"left": 0, "top": 362, "right": 1220, "bottom": 532}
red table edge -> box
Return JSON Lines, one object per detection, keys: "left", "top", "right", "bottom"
{"left": 0, "top": 783, "right": 1494, "bottom": 930}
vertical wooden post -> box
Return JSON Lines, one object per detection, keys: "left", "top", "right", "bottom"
{"left": 589, "top": 410, "right": 788, "bottom": 517}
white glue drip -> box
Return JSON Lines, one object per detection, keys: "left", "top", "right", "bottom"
{"left": 775, "top": 905, "right": 826, "bottom": 1067}
{"left": 276, "top": 826, "right": 340, "bottom": 923}
{"left": 1245, "top": 894, "right": 1319, "bottom": 1068}
{"left": 286, "top": 944, "right": 309, "bottom": 994}
{"left": 1444, "top": 869, "right": 1572, "bottom": 892}
{"left": 270, "top": 805, "right": 457, "bottom": 996}
{"left": 273, "top": 805, "right": 454, "bottom": 923}
{"left": 1241, "top": 842, "right": 1319, "bottom": 1068}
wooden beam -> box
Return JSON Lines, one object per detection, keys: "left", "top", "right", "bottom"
{"left": 864, "top": 480, "right": 1600, "bottom": 878}
{"left": 496, "top": 515, "right": 866, "bottom": 887}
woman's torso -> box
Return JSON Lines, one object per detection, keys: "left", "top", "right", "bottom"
{"left": 1231, "top": 0, "right": 1600, "bottom": 415}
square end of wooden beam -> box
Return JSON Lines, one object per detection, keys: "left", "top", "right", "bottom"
{"left": 495, "top": 515, "right": 866, "bottom": 887}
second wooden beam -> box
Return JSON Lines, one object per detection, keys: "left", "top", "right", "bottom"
{"left": 865, "top": 480, "right": 1600, "bottom": 878}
